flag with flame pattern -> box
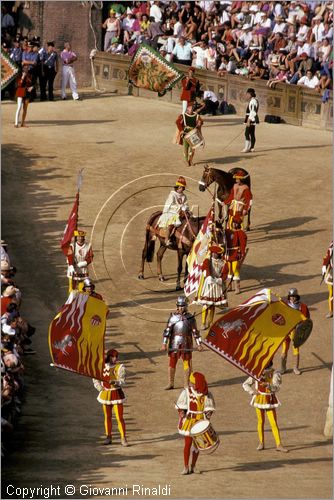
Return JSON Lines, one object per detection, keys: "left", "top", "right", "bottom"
{"left": 184, "top": 207, "right": 214, "bottom": 297}
{"left": 204, "top": 289, "right": 305, "bottom": 381}
{"left": 48, "top": 291, "right": 109, "bottom": 381}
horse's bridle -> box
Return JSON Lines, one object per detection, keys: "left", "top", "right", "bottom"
{"left": 198, "top": 166, "right": 214, "bottom": 190}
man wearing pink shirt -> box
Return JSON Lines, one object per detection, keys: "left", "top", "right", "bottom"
{"left": 60, "top": 42, "right": 80, "bottom": 101}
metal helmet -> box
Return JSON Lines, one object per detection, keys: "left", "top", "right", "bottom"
{"left": 176, "top": 295, "right": 188, "bottom": 307}
{"left": 83, "top": 278, "right": 93, "bottom": 288}
{"left": 288, "top": 287, "right": 299, "bottom": 298}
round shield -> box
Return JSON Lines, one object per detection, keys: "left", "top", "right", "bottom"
{"left": 293, "top": 319, "right": 313, "bottom": 348}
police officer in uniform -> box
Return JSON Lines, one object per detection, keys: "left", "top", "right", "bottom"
{"left": 40, "top": 41, "right": 58, "bottom": 101}
{"left": 161, "top": 296, "right": 203, "bottom": 390}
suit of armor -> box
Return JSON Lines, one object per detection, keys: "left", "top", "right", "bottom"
{"left": 162, "top": 310, "right": 202, "bottom": 389}
{"left": 280, "top": 299, "right": 310, "bottom": 375}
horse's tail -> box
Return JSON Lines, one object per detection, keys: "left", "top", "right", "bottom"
{"left": 146, "top": 226, "right": 156, "bottom": 263}
{"left": 145, "top": 211, "right": 162, "bottom": 262}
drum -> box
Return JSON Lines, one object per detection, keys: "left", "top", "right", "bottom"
{"left": 190, "top": 420, "right": 220, "bottom": 454}
{"left": 184, "top": 128, "right": 204, "bottom": 149}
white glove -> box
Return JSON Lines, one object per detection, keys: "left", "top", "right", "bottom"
{"left": 322, "top": 265, "right": 327, "bottom": 275}
{"left": 68, "top": 265, "right": 75, "bottom": 275}
{"left": 77, "top": 261, "right": 87, "bottom": 268}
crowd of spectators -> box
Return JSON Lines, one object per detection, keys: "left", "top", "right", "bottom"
{"left": 1, "top": 240, "right": 36, "bottom": 458}
{"left": 101, "top": 1, "right": 333, "bottom": 101}
{"left": 1, "top": 2, "right": 332, "bottom": 102}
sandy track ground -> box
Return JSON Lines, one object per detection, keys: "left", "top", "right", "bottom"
{"left": 1, "top": 92, "right": 332, "bottom": 499}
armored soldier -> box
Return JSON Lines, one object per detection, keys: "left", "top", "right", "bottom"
{"left": 66, "top": 230, "right": 94, "bottom": 292}
{"left": 280, "top": 288, "right": 310, "bottom": 375}
{"left": 93, "top": 349, "right": 128, "bottom": 446}
{"left": 161, "top": 296, "right": 203, "bottom": 390}
{"left": 322, "top": 241, "right": 333, "bottom": 318}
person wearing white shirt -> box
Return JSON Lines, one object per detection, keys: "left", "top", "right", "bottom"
{"left": 192, "top": 41, "right": 208, "bottom": 69}
{"left": 312, "top": 17, "right": 325, "bottom": 42}
{"left": 150, "top": 1, "right": 162, "bottom": 22}
{"left": 297, "top": 70, "right": 320, "bottom": 89}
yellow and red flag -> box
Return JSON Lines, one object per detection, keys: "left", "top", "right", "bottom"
{"left": 48, "top": 291, "right": 109, "bottom": 381}
{"left": 184, "top": 207, "right": 214, "bottom": 297}
{"left": 204, "top": 289, "right": 305, "bottom": 381}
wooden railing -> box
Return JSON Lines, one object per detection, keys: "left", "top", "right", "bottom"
{"left": 92, "top": 52, "right": 332, "bottom": 130}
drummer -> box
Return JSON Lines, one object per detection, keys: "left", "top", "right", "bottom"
{"left": 175, "top": 103, "right": 203, "bottom": 166}
{"left": 175, "top": 371, "right": 216, "bottom": 475}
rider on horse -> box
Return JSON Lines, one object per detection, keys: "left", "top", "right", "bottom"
{"left": 158, "top": 176, "right": 191, "bottom": 248}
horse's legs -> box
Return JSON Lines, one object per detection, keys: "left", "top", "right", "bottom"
{"left": 157, "top": 243, "right": 167, "bottom": 281}
{"left": 138, "top": 240, "right": 147, "bottom": 279}
{"left": 176, "top": 250, "right": 184, "bottom": 291}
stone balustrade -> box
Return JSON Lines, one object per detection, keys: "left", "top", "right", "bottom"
{"left": 93, "top": 52, "right": 332, "bottom": 130}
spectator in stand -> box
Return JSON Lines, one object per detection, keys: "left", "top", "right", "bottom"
{"left": 218, "top": 54, "right": 236, "bottom": 76}
{"left": 248, "top": 60, "right": 268, "bottom": 80}
{"left": 147, "top": 17, "right": 164, "bottom": 50}
{"left": 267, "top": 64, "right": 289, "bottom": 88}
{"left": 106, "top": 37, "right": 124, "bottom": 55}
{"left": 192, "top": 40, "right": 208, "bottom": 69}
{"left": 102, "top": 9, "right": 121, "bottom": 52}
{"left": 289, "top": 51, "right": 314, "bottom": 84}
{"left": 206, "top": 40, "right": 218, "bottom": 71}
{"left": 150, "top": 1, "right": 163, "bottom": 23}
{"left": 122, "top": 9, "right": 136, "bottom": 45}
{"left": 1, "top": 243, "right": 10, "bottom": 266}
{"left": 171, "top": 36, "right": 192, "bottom": 65}
{"left": 235, "top": 58, "right": 250, "bottom": 76}
{"left": 297, "top": 69, "right": 320, "bottom": 89}
{"left": 1, "top": 261, "right": 15, "bottom": 286}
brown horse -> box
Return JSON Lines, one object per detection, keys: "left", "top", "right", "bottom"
{"left": 138, "top": 211, "right": 205, "bottom": 290}
{"left": 198, "top": 165, "right": 252, "bottom": 230}
{"left": 198, "top": 165, "right": 235, "bottom": 220}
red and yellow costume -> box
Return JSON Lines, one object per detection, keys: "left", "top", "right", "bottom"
{"left": 225, "top": 217, "right": 247, "bottom": 292}
{"left": 322, "top": 241, "right": 333, "bottom": 318}
{"left": 224, "top": 170, "right": 252, "bottom": 230}
{"left": 176, "top": 372, "right": 216, "bottom": 474}
{"left": 243, "top": 364, "right": 288, "bottom": 451}
{"left": 93, "top": 349, "right": 127, "bottom": 445}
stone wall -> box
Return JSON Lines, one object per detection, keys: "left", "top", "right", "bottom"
{"left": 17, "top": 1, "right": 102, "bottom": 88}
{"left": 92, "top": 52, "right": 333, "bottom": 131}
